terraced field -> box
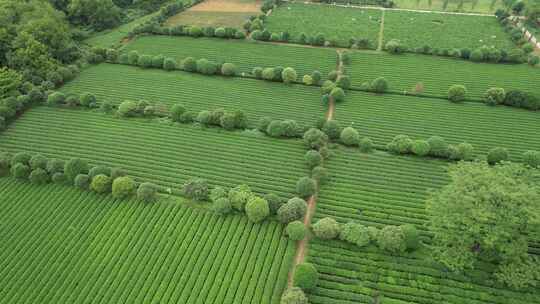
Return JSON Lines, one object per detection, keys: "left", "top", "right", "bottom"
{"left": 335, "top": 91, "right": 540, "bottom": 161}
{"left": 307, "top": 240, "right": 540, "bottom": 304}
{"left": 60, "top": 64, "right": 325, "bottom": 127}
{"left": 122, "top": 36, "right": 338, "bottom": 78}
{"left": 383, "top": 10, "right": 515, "bottom": 50}
{"left": 347, "top": 51, "right": 540, "bottom": 99}
{"left": 0, "top": 107, "right": 308, "bottom": 198}
{"left": 393, "top": 0, "right": 504, "bottom": 13}
{"left": 265, "top": 3, "right": 381, "bottom": 48}
{"left": 0, "top": 178, "right": 294, "bottom": 304}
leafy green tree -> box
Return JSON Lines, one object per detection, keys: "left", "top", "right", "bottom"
{"left": 0, "top": 67, "right": 22, "bottom": 98}
{"left": 46, "top": 158, "right": 64, "bottom": 174}
{"left": 64, "top": 158, "right": 88, "bottom": 183}
{"left": 263, "top": 193, "right": 284, "bottom": 215}
{"left": 370, "top": 77, "right": 389, "bottom": 93}
{"left": 163, "top": 57, "right": 177, "bottom": 70}
{"left": 47, "top": 91, "right": 65, "bottom": 106}
{"left": 91, "top": 174, "right": 112, "bottom": 193}
{"left": 377, "top": 225, "right": 406, "bottom": 254}
{"left": 330, "top": 87, "right": 345, "bottom": 102}
{"left": 68, "top": 0, "right": 121, "bottom": 30}
{"left": 487, "top": 147, "right": 509, "bottom": 165}
{"left": 339, "top": 222, "right": 371, "bottom": 247}
{"left": 286, "top": 221, "right": 306, "bottom": 241}
{"left": 29, "top": 168, "right": 49, "bottom": 184}
{"left": 340, "top": 127, "right": 360, "bottom": 146}
{"left": 229, "top": 184, "right": 254, "bottom": 211}
{"left": 112, "top": 176, "right": 136, "bottom": 199}
{"left": 401, "top": 224, "right": 420, "bottom": 251}
{"left": 387, "top": 134, "right": 413, "bottom": 154}
{"left": 245, "top": 196, "right": 270, "bottom": 222}
{"left": 281, "top": 67, "right": 297, "bottom": 84}
{"left": 312, "top": 217, "right": 341, "bottom": 240}
{"left": 448, "top": 142, "right": 475, "bottom": 161}
{"left": 277, "top": 197, "right": 307, "bottom": 224}
{"left": 322, "top": 120, "right": 342, "bottom": 140}
{"left": 448, "top": 84, "right": 467, "bottom": 102}
{"left": 182, "top": 178, "right": 209, "bottom": 201}
{"left": 523, "top": 150, "right": 540, "bottom": 168}
{"left": 74, "top": 174, "right": 91, "bottom": 189}
{"left": 170, "top": 104, "right": 186, "bottom": 122}
{"left": 137, "top": 182, "right": 159, "bottom": 203}
{"left": 181, "top": 57, "right": 197, "bottom": 72}
{"left": 11, "top": 163, "right": 31, "bottom": 179}
{"left": 296, "top": 177, "right": 316, "bottom": 198}
{"left": 221, "top": 63, "right": 237, "bottom": 76}
{"left": 311, "top": 166, "right": 329, "bottom": 186}
{"left": 303, "top": 128, "right": 328, "bottom": 150}
{"left": 266, "top": 120, "right": 284, "bottom": 137}
{"left": 385, "top": 39, "right": 406, "bottom": 54}
{"left": 280, "top": 287, "right": 308, "bottom": 304}
{"left": 359, "top": 137, "right": 374, "bottom": 153}
{"left": 427, "top": 162, "right": 540, "bottom": 289}
{"left": 427, "top": 136, "right": 449, "bottom": 158}
{"left": 117, "top": 100, "right": 139, "bottom": 117}
{"left": 293, "top": 263, "right": 319, "bottom": 290}
{"left": 304, "top": 150, "right": 322, "bottom": 168}
{"left": 29, "top": 154, "right": 48, "bottom": 170}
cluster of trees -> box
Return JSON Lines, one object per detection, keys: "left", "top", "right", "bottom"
{"left": 258, "top": 117, "right": 304, "bottom": 138}
{"left": 174, "top": 106, "right": 247, "bottom": 130}
{"left": 312, "top": 119, "right": 374, "bottom": 152}
{"left": 0, "top": 151, "right": 160, "bottom": 202}
{"left": 427, "top": 161, "right": 540, "bottom": 289}
{"left": 387, "top": 135, "right": 475, "bottom": 161}
{"left": 46, "top": 91, "right": 98, "bottom": 108}
{"left": 138, "top": 23, "right": 246, "bottom": 39}
{"left": 117, "top": 99, "right": 158, "bottom": 117}
{"left": 358, "top": 77, "right": 389, "bottom": 94}
{"left": 484, "top": 87, "right": 540, "bottom": 110}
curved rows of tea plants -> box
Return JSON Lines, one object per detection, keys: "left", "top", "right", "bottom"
{"left": 335, "top": 91, "right": 540, "bottom": 161}
{"left": 0, "top": 178, "right": 294, "bottom": 304}
{"left": 0, "top": 107, "right": 308, "bottom": 198}
{"left": 383, "top": 10, "right": 515, "bottom": 51}
{"left": 347, "top": 51, "right": 540, "bottom": 99}
{"left": 122, "top": 36, "right": 338, "bottom": 78}
{"left": 60, "top": 64, "right": 325, "bottom": 127}
{"left": 306, "top": 239, "right": 540, "bottom": 304}
{"left": 315, "top": 148, "right": 449, "bottom": 233}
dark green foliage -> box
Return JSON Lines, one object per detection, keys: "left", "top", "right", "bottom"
{"left": 311, "top": 166, "right": 329, "bottom": 186}
{"left": 74, "top": 174, "right": 91, "bottom": 190}
{"left": 487, "top": 147, "right": 509, "bottom": 165}
{"left": 89, "top": 165, "right": 111, "bottom": 179}
{"left": 11, "top": 163, "right": 31, "bottom": 180}
{"left": 11, "top": 152, "right": 31, "bottom": 166}
{"left": 64, "top": 158, "right": 88, "bottom": 183}
{"left": 523, "top": 150, "right": 540, "bottom": 168}
{"left": 339, "top": 222, "right": 371, "bottom": 247}
{"left": 80, "top": 93, "right": 96, "bottom": 108}
{"left": 29, "top": 154, "right": 47, "bottom": 170}
{"left": 266, "top": 120, "right": 284, "bottom": 137}
{"left": 386, "top": 39, "right": 407, "bottom": 54}
{"left": 170, "top": 104, "right": 186, "bottom": 122}
{"left": 303, "top": 128, "right": 328, "bottom": 150}
{"left": 387, "top": 135, "right": 413, "bottom": 154}
{"left": 264, "top": 193, "right": 284, "bottom": 215}
{"left": 448, "top": 84, "right": 467, "bottom": 102}
{"left": 322, "top": 120, "right": 342, "bottom": 140}
{"left": 181, "top": 57, "right": 197, "bottom": 72}
{"left": 245, "top": 196, "right": 270, "bottom": 223}
{"left": 286, "top": 221, "right": 306, "bottom": 241}
{"left": 359, "top": 137, "right": 374, "bottom": 153}
{"left": 163, "top": 57, "right": 177, "bottom": 70}
{"left": 182, "top": 178, "right": 209, "bottom": 201}
{"left": 213, "top": 197, "right": 232, "bottom": 214}
{"left": 196, "top": 110, "right": 211, "bottom": 126}
{"left": 401, "top": 224, "right": 420, "bottom": 251}
{"left": 427, "top": 136, "right": 449, "bottom": 158}
{"left": 51, "top": 172, "right": 66, "bottom": 184}
{"left": 340, "top": 127, "right": 359, "bottom": 146}
{"left": 377, "top": 225, "right": 406, "bottom": 254}
{"left": 277, "top": 197, "right": 307, "bottom": 224}
{"left": 137, "top": 182, "right": 159, "bottom": 203}
{"left": 304, "top": 150, "right": 322, "bottom": 168}
{"left": 296, "top": 177, "right": 316, "bottom": 198}
{"left": 293, "top": 263, "right": 319, "bottom": 290}
{"left": 330, "top": 87, "right": 345, "bottom": 102}
{"left": 411, "top": 139, "right": 430, "bottom": 156}
{"left": 29, "top": 168, "right": 49, "bottom": 184}
{"left": 312, "top": 217, "right": 341, "bottom": 240}
{"left": 370, "top": 77, "right": 389, "bottom": 93}
{"left": 229, "top": 184, "right": 254, "bottom": 211}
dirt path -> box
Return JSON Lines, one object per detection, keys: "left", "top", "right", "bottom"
{"left": 287, "top": 195, "right": 316, "bottom": 287}
{"left": 377, "top": 9, "right": 386, "bottom": 52}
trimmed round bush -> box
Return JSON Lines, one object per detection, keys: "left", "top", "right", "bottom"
{"left": 448, "top": 142, "right": 474, "bottom": 161}
{"left": 280, "top": 287, "right": 308, "bottom": 304}
{"left": 181, "top": 57, "right": 197, "bottom": 72}
{"left": 188, "top": 26, "right": 203, "bottom": 37}
{"left": 196, "top": 58, "right": 218, "bottom": 75}
{"left": 163, "top": 57, "right": 177, "bottom": 70}
{"left": 277, "top": 197, "right": 308, "bottom": 224}
{"left": 321, "top": 80, "right": 336, "bottom": 95}
{"left": 89, "top": 165, "right": 111, "bottom": 179}
{"left": 336, "top": 75, "right": 351, "bottom": 89}
{"left": 138, "top": 55, "right": 153, "bottom": 68}
{"left": 281, "top": 67, "right": 297, "bottom": 84}
{"left": 219, "top": 112, "right": 236, "bottom": 130}
{"left": 179, "top": 111, "right": 195, "bottom": 123}
{"left": 302, "top": 75, "right": 313, "bottom": 85}
{"left": 29, "top": 168, "right": 49, "bottom": 184}
{"left": 448, "top": 85, "right": 467, "bottom": 102}
{"left": 213, "top": 197, "right": 232, "bottom": 214}
{"left": 117, "top": 100, "right": 139, "bottom": 117}
{"left": 144, "top": 106, "right": 155, "bottom": 116}
{"left": 312, "top": 217, "right": 340, "bottom": 240}
{"left": 427, "top": 136, "right": 449, "bottom": 158}
{"left": 245, "top": 196, "right": 270, "bottom": 223}
{"left": 377, "top": 225, "right": 406, "bottom": 254}
{"left": 523, "top": 150, "right": 540, "bottom": 168}
{"left": 64, "top": 158, "right": 88, "bottom": 183}
{"left": 137, "top": 182, "right": 159, "bottom": 203}
{"left": 182, "top": 178, "right": 209, "bottom": 201}
{"left": 286, "top": 221, "right": 306, "bottom": 241}
{"left": 112, "top": 176, "right": 136, "bottom": 199}
{"left": 11, "top": 163, "right": 30, "bottom": 179}
{"left": 340, "top": 127, "right": 360, "bottom": 146}
{"left": 74, "top": 174, "right": 91, "bottom": 189}
{"left": 370, "top": 77, "right": 389, "bottom": 93}
{"left": 303, "top": 128, "right": 328, "bottom": 150}
{"left": 411, "top": 140, "right": 430, "bottom": 156}
{"left": 484, "top": 87, "right": 505, "bottom": 106}
{"left": 487, "top": 147, "right": 509, "bottom": 165}
{"left": 322, "top": 120, "right": 342, "bottom": 140}
{"left": 311, "top": 166, "right": 329, "bottom": 185}
{"left": 210, "top": 186, "right": 228, "bottom": 202}
{"left": 401, "top": 224, "right": 420, "bottom": 251}
{"left": 266, "top": 120, "right": 285, "bottom": 137}
{"left": 80, "top": 93, "right": 96, "bottom": 108}
{"left": 170, "top": 104, "right": 186, "bottom": 122}
{"left": 293, "top": 263, "right": 319, "bottom": 290}
{"left": 51, "top": 172, "right": 66, "bottom": 184}
{"left": 339, "top": 222, "right": 371, "bottom": 247}
{"left": 281, "top": 120, "right": 299, "bottom": 137}
{"left": 47, "top": 92, "right": 65, "bottom": 106}
{"left": 128, "top": 50, "right": 139, "bottom": 65}
{"left": 11, "top": 151, "right": 31, "bottom": 166}
{"left": 264, "top": 193, "right": 284, "bottom": 215}
{"left": 91, "top": 174, "right": 112, "bottom": 193}
{"left": 221, "top": 63, "right": 237, "bottom": 76}
{"left": 305, "top": 150, "right": 322, "bottom": 168}
{"left": 359, "top": 137, "right": 374, "bottom": 153}
{"left": 330, "top": 87, "right": 345, "bottom": 102}
{"left": 387, "top": 135, "right": 413, "bottom": 154}
{"left": 228, "top": 184, "right": 254, "bottom": 211}
{"left": 311, "top": 70, "right": 322, "bottom": 85}
{"left": 29, "top": 154, "right": 48, "bottom": 170}
{"left": 262, "top": 68, "right": 275, "bottom": 81}
{"left": 296, "top": 177, "right": 316, "bottom": 198}
{"left": 110, "top": 167, "right": 126, "bottom": 180}
{"left": 197, "top": 110, "right": 212, "bottom": 126}
{"left": 151, "top": 55, "right": 164, "bottom": 68}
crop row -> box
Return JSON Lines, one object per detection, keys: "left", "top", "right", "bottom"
{"left": 60, "top": 63, "right": 325, "bottom": 127}
{"left": 305, "top": 239, "right": 540, "bottom": 304}
{"left": 335, "top": 91, "right": 540, "bottom": 161}
{"left": 122, "top": 35, "right": 338, "bottom": 78}
{"left": 0, "top": 107, "right": 308, "bottom": 199}
{"left": 347, "top": 51, "right": 540, "bottom": 99}
{"left": 0, "top": 178, "right": 294, "bottom": 303}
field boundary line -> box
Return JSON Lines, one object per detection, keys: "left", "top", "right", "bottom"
{"left": 377, "top": 9, "right": 385, "bottom": 51}
{"left": 281, "top": 0, "right": 495, "bottom": 16}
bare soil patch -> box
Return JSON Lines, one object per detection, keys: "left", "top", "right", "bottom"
{"left": 190, "top": 0, "right": 262, "bottom": 12}
{"left": 165, "top": 0, "right": 262, "bottom": 27}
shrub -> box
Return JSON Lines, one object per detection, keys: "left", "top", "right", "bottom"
{"left": 11, "top": 163, "right": 30, "bottom": 179}
{"left": 484, "top": 88, "right": 505, "bottom": 106}
{"left": 321, "top": 80, "right": 336, "bottom": 95}
{"left": 65, "top": 95, "right": 79, "bottom": 107}
{"left": 213, "top": 197, "right": 232, "bottom": 214}
{"left": 286, "top": 221, "right": 306, "bottom": 240}
{"left": 257, "top": 116, "right": 272, "bottom": 133}
{"left": 137, "top": 182, "right": 159, "bottom": 203}
{"left": 401, "top": 224, "right": 420, "bottom": 251}
{"left": 528, "top": 55, "right": 540, "bottom": 66}
{"left": 218, "top": 112, "right": 235, "bottom": 130}
{"left": 387, "top": 135, "right": 413, "bottom": 154}
{"left": 301, "top": 75, "right": 313, "bottom": 86}
{"left": 189, "top": 26, "right": 203, "bottom": 37}
{"left": 229, "top": 184, "right": 254, "bottom": 211}
{"left": 138, "top": 55, "right": 153, "bottom": 68}
{"left": 506, "top": 48, "right": 525, "bottom": 63}
{"left": 322, "top": 120, "right": 342, "bottom": 140}
{"left": 266, "top": 120, "right": 284, "bottom": 137}
{"left": 448, "top": 85, "right": 467, "bottom": 102}
{"left": 327, "top": 70, "right": 338, "bottom": 81}
{"left": 311, "top": 70, "right": 322, "bottom": 85}
{"left": 311, "top": 166, "right": 329, "bottom": 185}
{"left": 263, "top": 193, "right": 283, "bottom": 215}
{"left": 370, "top": 77, "right": 388, "bottom": 93}
{"left": 128, "top": 51, "right": 139, "bottom": 65}
{"left": 252, "top": 67, "right": 263, "bottom": 79}
{"left": 117, "top": 100, "right": 139, "bottom": 117}
{"left": 523, "top": 150, "right": 540, "bottom": 168}
{"left": 182, "top": 178, "right": 209, "bottom": 201}
{"left": 29, "top": 154, "right": 48, "bottom": 170}
{"left": 64, "top": 158, "right": 88, "bottom": 183}
{"left": 170, "top": 104, "right": 186, "bottom": 122}
{"left": 336, "top": 75, "right": 351, "bottom": 89}
{"left": 277, "top": 197, "right": 307, "bottom": 223}
{"left": 197, "top": 110, "right": 212, "bottom": 126}
{"left": 487, "top": 147, "right": 509, "bottom": 165}
{"left": 29, "top": 168, "right": 49, "bottom": 184}
{"left": 340, "top": 127, "right": 360, "bottom": 146}
{"left": 196, "top": 59, "right": 218, "bottom": 75}
{"left": 303, "top": 128, "right": 328, "bottom": 150}
{"left": 339, "top": 222, "right": 371, "bottom": 247}
{"left": 293, "top": 263, "right": 319, "bottom": 290}
{"left": 312, "top": 217, "right": 340, "bottom": 239}
{"left": 296, "top": 177, "right": 316, "bottom": 198}
{"left": 359, "top": 137, "right": 374, "bottom": 153}
{"left": 215, "top": 27, "right": 226, "bottom": 37}
{"left": 221, "top": 63, "right": 237, "bottom": 76}
{"left": 163, "top": 57, "right": 177, "bottom": 70}
{"left": 411, "top": 140, "right": 430, "bottom": 156}
{"left": 51, "top": 172, "right": 66, "bottom": 184}
{"left": 245, "top": 196, "right": 270, "bottom": 223}
{"left": 282, "top": 67, "right": 297, "bottom": 84}
{"left": 377, "top": 225, "right": 406, "bottom": 254}
{"left": 305, "top": 150, "right": 322, "bottom": 168}
{"left": 11, "top": 152, "right": 31, "bottom": 166}
{"left": 143, "top": 106, "right": 155, "bottom": 116}
{"left": 181, "top": 57, "right": 197, "bottom": 72}
{"left": 330, "top": 87, "right": 345, "bottom": 102}
{"left": 89, "top": 165, "right": 111, "bottom": 179}
{"left": 280, "top": 287, "right": 308, "bottom": 304}
{"left": 100, "top": 100, "right": 112, "bottom": 112}
{"left": 80, "top": 93, "right": 96, "bottom": 108}
{"left": 262, "top": 68, "right": 275, "bottom": 81}
{"left": 112, "top": 176, "right": 136, "bottom": 199}
{"left": 386, "top": 39, "right": 406, "bottom": 54}
{"left": 47, "top": 92, "right": 65, "bottom": 106}
{"left": 74, "top": 174, "right": 91, "bottom": 189}
{"left": 424, "top": 136, "right": 448, "bottom": 158}
{"left": 91, "top": 174, "right": 112, "bottom": 193}
{"left": 151, "top": 55, "right": 164, "bottom": 68}
{"left": 448, "top": 142, "right": 474, "bottom": 161}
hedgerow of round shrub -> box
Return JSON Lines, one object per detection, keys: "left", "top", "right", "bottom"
{"left": 302, "top": 75, "right": 313, "bottom": 85}
{"left": 80, "top": 93, "right": 96, "bottom": 108}
{"left": 377, "top": 225, "right": 406, "bottom": 254}
{"left": 336, "top": 75, "right": 351, "bottom": 89}
{"left": 281, "top": 120, "right": 299, "bottom": 137}
{"left": 280, "top": 287, "right": 308, "bottom": 304}
{"left": 182, "top": 178, "right": 209, "bottom": 201}
{"left": 340, "top": 127, "right": 360, "bottom": 146}
{"left": 196, "top": 59, "right": 218, "bottom": 75}
{"left": 322, "top": 120, "right": 342, "bottom": 140}
{"left": 330, "top": 87, "right": 345, "bottom": 102}
{"left": 74, "top": 174, "right": 91, "bottom": 189}
{"left": 11, "top": 152, "right": 31, "bottom": 167}
{"left": 312, "top": 217, "right": 341, "bottom": 240}
{"left": 128, "top": 51, "right": 139, "bottom": 65}
{"left": 91, "top": 174, "right": 112, "bottom": 193}
{"left": 47, "top": 92, "right": 65, "bottom": 106}
{"left": 220, "top": 63, "right": 237, "bottom": 76}
{"left": 181, "top": 57, "right": 197, "bottom": 72}
{"left": 281, "top": 67, "right": 297, "bottom": 84}
{"left": 228, "top": 184, "right": 253, "bottom": 211}
{"left": 305, "top": 150, "right": 322, "bottom": 168}
{"left": 427, "top": 136, "right": 449, "bottom": 158}
{"left": 387, "top": 134, "right": 413, "bottom": 154}
{"left": 296, "top": 177, "right": 316, "bottom": 198}
{"left": 117, "top": 100, "right": 138, "bottom": 117}
{"left": 252, "top": 67, "right": 263, "bottom": 79}
{"left": 411, "top": 139, "right": 430, "bottom": 156}
{"left": 286, "top": 221, "right": 306, "bottom": 241}
{"left": 29, "top": 168, "right": 49, "bottom": 184}
{"left": 386, "top": 39, "right": 406, "bottom": 54}
{"left": 112, "top": 176, "right": 136, "bottom": 199}
{"left": 188, "top": 26, "right": 203, "bottom": 37}
{"left": 138, "top": 55, "right": 153, "bottom": 68}
{"left": 163, "top": 57, "right": 177, "bottom": 70}
{"left": 51, "top": 172, "right": 66, "bottom": 184}
{"left": 213, "top": 197, "right": 232, "bottom": 214}
{"left": 29, "top": 154, "right": 47, "bottom": 170}
{"left": 151, "top": 55, "right": 164, "bottom": 68}
{"left": 293, "top": 263, "right": 319, "bottom": 290}
{"left": 277, "top": 197, "right": 308, "bottom": 224}
{"left": 487, "top": 147, "right": 509, "bottom": 165}
{"left": 448, "top": 85, "right": 467, "bottom": 102}
{"left": 11, "top": 163, "right": 30, "bottom": 179}
{"left": 266, "top": 120, "right": 284, "bottom": 137}
{"left": 523, "top": 150, "right": 540, "bottom": 168}
{"left": 339, "top": 222, "right": 371, "bottom": 247}
{"left": 261, "top": 67, "right": 275, "bottom": 81}
{"left": 263, "top": 193, "right": 283, "bottom": 215}
{"left": 321, "top": 80, "right": 336, "bottom": 95}
{"left": 170, "top": 104, "right": 186, "bottom": 122}
{"left": 245, "top": 196, "right": 270, "bottom": 223}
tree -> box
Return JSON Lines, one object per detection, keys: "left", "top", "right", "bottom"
{"left": 303, "top": 128, "right": 329, "bottom": 150}
{"left": 448, "top": 85, "right": 467, "bottom": 102}
{"left": 74, "top": 174, "right": 91, "bottom": 189}
{"left": 330, "top": 87, "right": 345, "bottom": 102}
{"left": 281, "top": 67, "right": 297, "bottom": 84}
{"left": 370, "top": 77, "right": 389, "bottom": 93}
{"left": 484, "top": 87, "right": 505, "bottom": 106}
{"left": 340, "top": 127, "right": 360, "bottom": 146}
{"left": 448, "top": 142, "right": 474, "bottom": 161}
{"left": 293, "top": 263, "right": 319, "bottom": 290}
{"left": 304, "top": 150, "right": 322, "bottom": 168}
{"left": 427, "top": 162, "right": 540, "bottom": 288}
{"left": 339, "top": 222, "right": 371, "bottom": 247}
{"left": 280, "top": 287, "right": 308, "bottom": 304}
{"left": 286, "top": 221, "right": 306, "bottom": 240}
{"left": 277, "top": 197, "right": 307, "bottom": 224}
{"left": 385, "top": 39, "right": 406, "bottom": 54}
{"left": 88, "top": 165, "right": 111, "bottom": 179}
{"left": 411, "top": 139, "right": 430, "bottom": 156}
{"left": 264, "top": 193, "right": 284, "bottom": 215}
{"left": 487, "top": 147, "right": 509, "bottom": 165}
{"left": 221, "top": 63, "right": 237, "bottom": 76}
{"left": 0, "top": 67, "right": 22, "bottom": 98}
{"left": 180, "top": 57, "right": 197, "bottom": 72}
{"left": 80, "top": 93, "right": 96, "bottom": 108}
{"left": 322, "top": 120, "right": 342, "bottom": 140}
{"left": 262, "top": 68, "right": 275, "bottom": 81}
{"left": 137, "top": 182, "right": 159, "bottom": 203}
{"left": 163, "top": 57, "right": 177, "bottom": 70}
{"left": 312, "top": 217, "right": 341, "bottom": 239}
{"left": 46, "top": 159, "right": 65, "bottom": 174}
{"left": 112, "top": 176, "right": 136, "bottom": 199}
{"left": 29, "top": 168, "right": 49, "bottom": 184}
{"left": 47, "top": 91, "right": 65, "bottom": 106}
{"left": 245, "top": 196, "right": 270, "bottom": 222}
{"left": 91, "top": 174, "right": 111, "bottom": 193}
{"left": 182, "top": 178, "right": 209, "bottom": 201}
{"left": 401, "top": 224, "right": 420, "bottom": 251}
{"left": 213, "top": 197, "right": 232, "bottom": 215}
{"left": 138, "top": 55, "right": 153, "bottom": 68}
{"left": 68, "top": 0, "right": 121, "bottom": 31}
{"left": 64, "top": 158, "right": 88, "bottom": 183}
{"left": 523, "top": 150, "right": 540, "bottom": 168}
{"left": 170, "top": 104, "right": 186, "bottom": 122}
{"left": 359, "top": 137, "right": 374, "bottom": 153}
{"left": 117, "top": 100, "right": 138, "bottom": 117}
{"left": 336, "top": 75, "right": 351, "bottom": 89}
{"left": 427, "top": 136, "right": 449, "bottom": 158}
{"left": 387, "top": 134, "right": 413, "bottom": 154}
{"left": 229, "top": 184, "right": 254, "bottom": 211}
{"left": 377, "top": 225, "right": 406, "bottom": 254}
{"left": 296, "top": 177, "right": 316, "bottom": 198}
{"left": 11, "top": 163, "right": 31, "bottom": 179}
{"left": 29, "top": 154, "right": 48, "bottom": 170}
{"left": 266, "top": 120, "right": 284, "bottom": 137}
